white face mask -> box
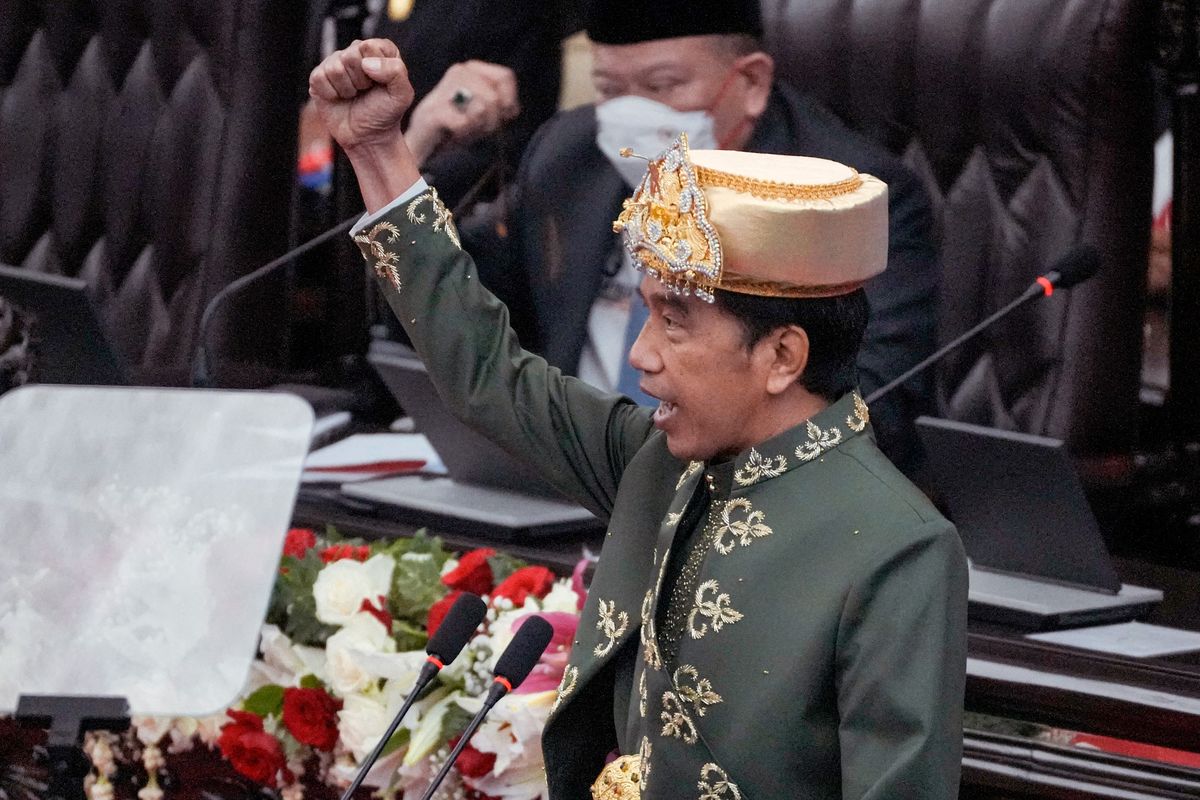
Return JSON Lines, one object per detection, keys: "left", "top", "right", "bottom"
{"left": 595, "top": 95, "right": 718, "bottom": 188}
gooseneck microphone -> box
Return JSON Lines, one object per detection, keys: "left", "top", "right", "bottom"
{"left": 866, "top": 245, "right": 1101, "bottom": 404}
{"left": 418, "top": 616, "right": 555, "bottom": 800}
{"left": 338, "top": 593, "right": 488, "bottom": 800}
{"left": 191, "top": 214, "right": 361, "bottom": 387}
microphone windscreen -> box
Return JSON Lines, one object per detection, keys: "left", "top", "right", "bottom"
{"left": 426, "top": 593, "right": 487, "bottom": 663}
{"left": 493, "top": 616, "right": 554, "bottom": 689}
{"left": 1048, "top": 245, "right": 1101, "bottom": 289}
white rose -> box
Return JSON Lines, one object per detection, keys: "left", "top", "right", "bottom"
{"left": 313, "top": 554, "right": 395, "bottom": 626}
{"left": 325, "top": 613, "right": 396, "bottom": 695}
{"left": 337, "top": 693, "right": 388, "bottom": 762}
{"left": 540, "top": 581, "right": 580, "bottom": 614}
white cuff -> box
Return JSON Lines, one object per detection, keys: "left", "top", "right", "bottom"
{"left": 349, "top": 178, "right": 431, "bottom": 237}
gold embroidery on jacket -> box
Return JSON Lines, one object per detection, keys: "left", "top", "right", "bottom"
{"left": 552, "top": 665, "right": 578, "bottom": 713}
{"left": 673, "top": 665, "right": 723, "bottom": 717}
{"left": 353, "top": 221, "right": 404, "bottom": 292}
{"left": 687, "top": 580, "right": 743, "bottom": 639}
{"left": 638, "top": 736, "right": 653, "bottom": 791}
{"left": 713, "top": 498, "right": 773, "bottom": 555}
{"left": 638, "top": 668, "right": 648, "bottom": 717}
{"left": 666, "top": 511, "right": 683, "bottom": 526}
{"left": 846, "top": 391, "right": 870, "bottom": 432}
{"left": 660, "top": 690, "right": 698, "bottom": 744}
{"left": 733, "top": 448, "right": 788, "bottom": 486}
{"left": 641, "top": 587, "right": 662, "bottom": 670}
{"left": 594, "top": 599, "right": 630, "bottom": 657}
{"left": 698, "top": 764, "right": 742, "bottom": 799}
{"left": 677, "top": 460, "right": 703, "bottom": 490}
{"left": 795, "top": 419, "right": 844, "bottom": 461}
{"left": 406, "top": 189, "right": 461, "bottom": 249}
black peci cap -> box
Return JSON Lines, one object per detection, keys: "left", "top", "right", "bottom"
{"left": 585, "top": 0, "right": 763, "bottom": 45}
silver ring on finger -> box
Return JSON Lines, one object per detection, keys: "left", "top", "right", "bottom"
{"left": 451, "top": 87, "right": 474, "bottom": 112}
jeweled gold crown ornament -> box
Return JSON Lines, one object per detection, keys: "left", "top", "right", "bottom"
{"left": 612, "top": 134, "right": 889, "bottom": 302}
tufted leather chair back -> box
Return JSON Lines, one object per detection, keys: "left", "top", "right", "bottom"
{"left": 0, "top": 0, "right": 313, "bottom": 387}
{"left": 762, "top": 0, "right": 1154, "bottom": 452}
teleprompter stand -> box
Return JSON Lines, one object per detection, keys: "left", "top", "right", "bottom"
{"left": 15, "top": 696, "right": 130, "bottom": 800}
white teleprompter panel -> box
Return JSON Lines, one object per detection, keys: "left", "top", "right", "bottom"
{"left": 0, "top": 386, "right": 312, "bottom": 716}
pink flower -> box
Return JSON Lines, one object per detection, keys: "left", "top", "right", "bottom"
{"left": 512, "top": 611, "right": 579, "bottom": 694}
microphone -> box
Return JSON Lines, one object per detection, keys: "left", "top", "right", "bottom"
{"left": 338, "top": 593, "right": 487, "bottom": 800}
{"left": 418, "top": 615, "right": 554, "bottom": 800}
{"left": 191, "top": 214, "right": 361, "bottom": 387}
{"left": 866, "top": 245, "right": 1100, "bottom": 404}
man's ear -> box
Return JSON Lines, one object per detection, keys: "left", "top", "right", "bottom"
{"left": 736, "top": 52, "right": 775, "bottom": 119}
{"left": 762, "top": 325, "right": 809, "bottom": 395}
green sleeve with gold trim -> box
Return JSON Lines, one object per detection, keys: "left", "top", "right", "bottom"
{"left": 353, "top": 191, "right": 655, "bottom": 518}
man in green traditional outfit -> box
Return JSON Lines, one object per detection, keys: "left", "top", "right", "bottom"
{"left": 311, "top": 38, "right": 967, "bottom": 800}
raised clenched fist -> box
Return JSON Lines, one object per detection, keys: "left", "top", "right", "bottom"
{"left": 308, "top": 38, "right": 414, "bottom": 153}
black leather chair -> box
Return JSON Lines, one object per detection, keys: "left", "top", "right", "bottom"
{"left": 0, "top": 0, "right": 316, "bottom": 388}
{"left": 762, "top": 0, "right": 1155, "bottom": 453}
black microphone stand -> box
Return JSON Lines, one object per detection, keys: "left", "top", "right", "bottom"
{"left": 191, "top": 215, "right": 359, "bottom": 387}
{"left": 337, "top": 659, "right": 440, "bottom": 800}
{"left": 866, "top": 280, "right": 1048, "bottom": 404}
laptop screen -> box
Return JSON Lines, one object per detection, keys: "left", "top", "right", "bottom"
{"left": 917, "top": 416, "right": 1122, "bottom": 594}
{"left": 0, "top": 264, "right": 128, "bottom": 386}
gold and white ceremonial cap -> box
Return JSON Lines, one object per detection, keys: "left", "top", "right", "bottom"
{"left": 613, "top": 134, "right": 888, "bottom": 302}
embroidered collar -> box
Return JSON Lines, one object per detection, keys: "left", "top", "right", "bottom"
{"left": 727, "top": 391, "right": 870, "bottom": 488}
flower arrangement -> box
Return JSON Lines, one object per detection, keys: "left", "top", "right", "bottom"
{"left": 108, "top": 528, "right": 586, "bottom": 800}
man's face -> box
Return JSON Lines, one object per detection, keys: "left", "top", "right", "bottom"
{"left": 630, "top": 276, "right": 772, "bottom": 462}
{"left": 591, "top": 35, "right": 770, "bottom": 151}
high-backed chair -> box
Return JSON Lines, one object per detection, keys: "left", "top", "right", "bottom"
{"left": 0, "top": 0, "right": 314, "bottom": 387}
{"left": 762, "top": 0, "right": 1154, "bottom": 453}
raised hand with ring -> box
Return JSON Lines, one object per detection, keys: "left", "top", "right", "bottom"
{"left": 451, "top": 87, "right": 474, "bottom": 111}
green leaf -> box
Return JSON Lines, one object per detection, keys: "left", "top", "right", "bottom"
{"left": 243, "top": 684, "right": 285, "bottom": 718}
{"left": 486, "top": 552, "right": 527, "bottom": 586}
{"left": 390, "top": 549, "right": 450, "bottom": 624}
{"left": 299, "top": 674, "right": 323, "bottom": 690}
{"left": 392, "top": 619, "right": 430, "bottom": 653}
{"left": 380, "top": 727, "right": 411, "bottom": 758}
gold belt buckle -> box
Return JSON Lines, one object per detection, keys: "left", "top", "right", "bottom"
{"left": 591, "top": 754, "right": 642, "bottom": 799}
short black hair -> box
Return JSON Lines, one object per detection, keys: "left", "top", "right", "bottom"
{"left": 712, "top": 288, "right": 870, "bottom": 401}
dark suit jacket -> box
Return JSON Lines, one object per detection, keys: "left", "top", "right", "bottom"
{"left": 373, "top": 0, "right": 567, "bottom": 207}
{"left": 463, "top": 82, "right": 940, "bottom": 472}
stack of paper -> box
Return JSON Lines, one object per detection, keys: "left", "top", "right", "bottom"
{"left": 302, "top": 433, "right": 445, "bottom": 483}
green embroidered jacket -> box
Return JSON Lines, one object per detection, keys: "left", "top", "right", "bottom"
{"left": 354, "top": 190, "right": 968, "bottom": 800}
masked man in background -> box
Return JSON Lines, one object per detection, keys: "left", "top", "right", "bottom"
{"left": 310, "top": 30, "right": 967, "bottom": 799}
{"left": 455, "top": 0, "right": 940, "bottom": 474}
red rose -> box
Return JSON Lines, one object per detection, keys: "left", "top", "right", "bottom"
{"left": 283, "top": 528, "right": 316, "bottom": 559}
{"left": 492, "top": 566, "right": 556, "bottom": 606}
{"left": 450, "top": 736, "right": 497, "bottom": 779}
{"left": 320, "top": 543, "right": 371, "bottom": 563}
{"left": 427, "top": 590, "right": 463, "bottom": 638}
{"left": 441, "top": 548, "right": 496, "bottom": 595}
{"left": 281, "top": 687, "right": 342, "bottom": 751}
{"left": 217, "top": 710, "right": 286, "bottom": 787}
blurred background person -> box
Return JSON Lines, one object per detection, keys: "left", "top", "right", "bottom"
{"left": 454, "top": 0, "right": 940, "bottom": 474}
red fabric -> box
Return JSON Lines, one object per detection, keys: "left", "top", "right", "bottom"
{"left": 1069, "top": 733, "right": 1200, "bottom": 768}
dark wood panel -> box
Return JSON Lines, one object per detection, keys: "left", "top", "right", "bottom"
{"left": 961, "top": 731, "right": 1200, "bottom": 799}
